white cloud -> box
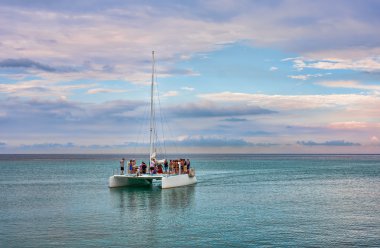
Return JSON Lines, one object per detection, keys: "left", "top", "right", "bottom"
{"left": 291, "top": 57, "right": 380, "bottom": 72}
{"left": 282, "top": 57, "right": 301, "bottom": 62}
{"left": 328, "top": 121, "right": 369, "bottom": 130}
{"left": 0, "top": 5, "right": 245, "bottom": 67}
{"left": 288, "top": 73, "right": 330, "bottom": 80}
{"left": 1, "top": 1, "right": 379, "bottom": 86}
{"left": 316, "top": 80, "right": 380, "bottom": 91}
{"left": 86, "top": 88, "right": 126, "bottom": 94}
{"left": 197, "top": 91, "right": 380, "bottom": 111}
{"left": 288, "top": 75, "right": 309, "bottom": 80}
{"left": 371, "top": 136, "right": 379, "bottom": 144}
{"left": 181, "top": 86, "right": 195, "bottom": 91}
{"left": 162, "top": 91, "right": 178, "bottom": 97}
{"left": 0, "top": 80, "right": 94, "bottom": 98}
{"left": 269, "top": 66, "right": 278, "bottom": 71}
{"left": 305, "top": 47, "right": 380, "bottom": 61}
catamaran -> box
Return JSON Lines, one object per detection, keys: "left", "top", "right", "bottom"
{"left": 108, "top": 51, "right": 197, "bottom": 189}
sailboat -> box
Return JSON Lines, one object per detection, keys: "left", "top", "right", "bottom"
{"left": 108, "top": 51, "right": 197, "bottom": 189}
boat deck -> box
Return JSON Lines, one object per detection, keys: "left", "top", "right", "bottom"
{"left": 113, "top": 174, "right": 165, "bottom": 180}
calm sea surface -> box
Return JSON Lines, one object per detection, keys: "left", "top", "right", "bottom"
{"left": 0, "top": 154, "right": 379, "bottom": 247}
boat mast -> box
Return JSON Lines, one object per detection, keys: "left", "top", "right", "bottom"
{"left": 149, "top": 51, "right": 155, "bottom": 168}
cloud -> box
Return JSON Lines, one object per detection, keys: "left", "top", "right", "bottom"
{"left": 327, "top": 122, "right": 380, "bottom": 131}
{"left": 297, "top": 140, "right": 361, "bottom": 146}
{"left": 290, "top": 57, "right": 380, "bottom": 72}
{"left": 316, "top": 80, "right": 380, "bottom": 91}
{"left": 282, "top": 57, "right": 301, "bottom": 62}
{"left": 18, "top": 142, "right": 145, "bottom": 151}
{"left": 237, "top": 1, "right": 380, "bottom": 59}
{"left": 3, "top": 138, "right": 279, "bottom": 153}
{"left": 0, "top": 97, "right": 145, "bottom": 130}
{"left": 86, "top": 88, "right": 126, "bottom": 94}
{"left": 19, "top": 142, "right": 75, "bottom": 150}
{"left": 244, "top": 130, "right": 274, "bottom": 136}
{"left": 181, "top": 86, "right": 195, "bottom": 91}
{"left": 269, "top": 66, "right": 278, "bottom": 71}
{"left": 371, "top": 136, "right": 380, "bottom": 145}
{"left": 165, "top": 136, "right": 277, "bottom": 147}
{"left": 167, "top": 101, "right": 275, "bottom": 118}
{"left": 1, "top": 0, "right": 379, "bottom": 85}
{"left": 0, "top": 58, "right": 57, "bottom": 72}
{"left": 197, "top": 91, "right": 380, "bottom": 111}
{"left": 288, "top": 73, "right": 330, "bottom": 80}
{"left": 288, "top": 75, "right": 309, "bottom": 80}
{"left": 328, "top": 121, "right": 368, "bottom": 130}
{"left": 0, "top": 79, "right": 94, "bottom": 98}
{"left": 0, "top": 96, "right": 270, "bottom": 147}
{"left": 223, "top": 118, "right": 248, "bottom": 122}
{"left": 0, "top": 4, "right": 245, "bottom": 83}
{"left": 0, "top": 58, "right": 77, "bottom": 73}
{"left": 169, "top": 136, "right": 251, "bottom": 147}
{"left": 161, "top": 67, "right": 200, "bottom": 77}
{"left": 162, "top": 91, "right": 178, "bottom": 97}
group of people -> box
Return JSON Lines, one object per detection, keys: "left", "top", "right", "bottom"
{"left": 119, "top": 158, "right": 191, "bottom": 175}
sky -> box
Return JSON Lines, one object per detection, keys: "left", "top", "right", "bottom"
{"left": 1, "top": 0, "right": 380, "bottom": 154}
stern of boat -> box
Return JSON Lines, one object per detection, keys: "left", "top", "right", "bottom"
{"left": 161, "top": 174, "right": 197, "bottom": 189}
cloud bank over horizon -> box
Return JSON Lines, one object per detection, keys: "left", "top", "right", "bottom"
{"left": 1, "top": 0, "right": 380, "bottom": 153}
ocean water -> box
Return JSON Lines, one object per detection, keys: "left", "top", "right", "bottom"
{"left": 0, "top": 154, "right": 379, "bottom": 247}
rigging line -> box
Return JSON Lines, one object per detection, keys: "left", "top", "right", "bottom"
{"left": 156, "top": 86, "right": 180, "bottom": 156}
{"left": 167, "top": 118, "right": 180, "bottom": 155}
{"left": 154, "top": 70, "right": 168, "bottom": 157}
{"left": 133, "top": 98, "right": 150, "bottom": 155}
{"left": 155, "top": 78, "right": 179, "bottom": 155}
{"left": 151, "top": 53, "right": 179, "bottom": 156}
{"left": 150, "top": 52, "right": 167, "bottom": 158}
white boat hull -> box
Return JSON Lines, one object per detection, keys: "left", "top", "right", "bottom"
{"left": 108, "top": 174, "right": 197, "bottom": 189}
{"left": 161, "top": 174, "right": 197, "bottom": 189}
{"left": 109, "top": 175, "right": 153, "bottom": 188}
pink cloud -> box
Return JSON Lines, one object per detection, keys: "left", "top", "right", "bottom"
{"left": 328, "top": 121, "right": 368, "bottom": 130}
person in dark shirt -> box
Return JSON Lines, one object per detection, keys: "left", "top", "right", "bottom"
{"left": 164, "top": 159, "right": 168, "bottom": 173}
{"left": 141, "top": 162, "right": 147, "bottom": 174}
{"left": 120, "top": 158, "right": 125, "bottom": 175}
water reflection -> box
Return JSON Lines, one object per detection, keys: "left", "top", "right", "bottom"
{"left": 109, "top": 186, "right": 196, "bottom": 214}
{"left": 108, "top": 186, "right": 195, "bottom": 246}
{"left": 161, "top": 186, "right": 196, "bottom": 210}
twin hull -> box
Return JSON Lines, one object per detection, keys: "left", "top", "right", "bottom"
{"left": 108, "top": 174, "right": 197, "bottom": 189}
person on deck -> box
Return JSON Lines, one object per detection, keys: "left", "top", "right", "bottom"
{"left": 164, "top": 159, "right": 168, "bottom": 173}
{"left": 178, "top": 160, "right": 182, "bottom": 174}
{"left": 141, "top": 162, "right": 147, "bottom": 174}
{"left": 150, "top": 159, "right": 156, "bottom": 175}
{"left": 120, "top": 158, "right": 125, "bottom": 175}
{"left": 129, "top": 160, "right": 133, "bottom": 174}
{"left": 169, "top": 160, "right": 173, "bottom": 174}
{"left": 157, "top": 163, "right": 163, "bottom": 174}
